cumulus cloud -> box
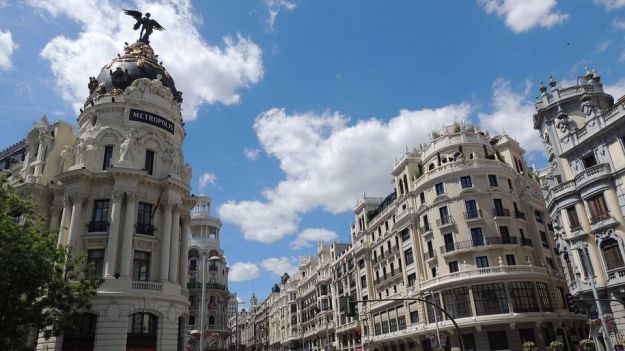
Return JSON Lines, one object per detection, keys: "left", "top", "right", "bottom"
{"left": 478, "top": 79, "right": 543, "bottom": 154}
{"left": 261, "top": 257, "right": 298, "bottom": 276}
{"left": 244, "top": 147, "right": 261, "bottom": 160}
{"left": 0, "top": 29, "right": 16, "bottom": 70}
{"left": 605, "top": 79, "right": 625, "bottom": 100}
{"left": 219, "top": 104, "right": 471, "bottom": 243}
{"left": 594, "top": 0, "right": 625, "bottom": 10}
{"left": 229, "top": 262, "right": 260, "bottom": 282}
{"left": 27, "top": 0, "right": 263, "bottom": 119}
{"left": 198, "top": 172, "right": 217, "bottom": 189}
{"left": 290, "top": 228, "right": 337, "bottom": 249}
{"left": 479, "top": 0, "right": 568, "bottom": 33}
{"left": 265, "top": 0, "right": 296, "bottom": 31}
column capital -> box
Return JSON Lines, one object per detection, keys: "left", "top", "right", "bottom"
{"left": 160, "top": 200, "right": 179, "bottom": 211}
{"left": 68, "top": 192, "right": 89, "bottom": 205}
{"left": 111, "top": 191, "right": 125, "bottom": 203}
{"left": 180, "top": 214, "right": 190, "bottom": 224}
{"left": 125, "top": 191, "right": 138, "bottom": 201}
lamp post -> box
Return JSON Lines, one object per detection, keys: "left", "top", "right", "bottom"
{"left": 199, "top": 254, "right": 221, "bottom": 351}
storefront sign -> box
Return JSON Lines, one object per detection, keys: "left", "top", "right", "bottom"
{"left": 129, "top": 109, "right": 175, "bottom": 134}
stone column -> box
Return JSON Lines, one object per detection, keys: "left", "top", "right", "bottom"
{"left": 120, "top": 192, "right": 137, "bottom": 278}
{"left": 180, "top": 215, "right": 190, "bottom": 287}
{"left": 169, "top": 206, "right": 181, "bottom": 283}
{"left": 66, "top": 193, "right": 87, "bottom": 250}
{"left": 56, "top": 196, "right": 72, "bottom": 247}
{"left": 48, "top": 205, "right": 62, "bottom": 232}
{"left": 160, "top": 202, "right": 174, "bottom": 281}
{"left": 104, "top": 192, "right": 124, "bottom": 277}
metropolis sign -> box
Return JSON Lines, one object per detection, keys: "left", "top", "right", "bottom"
{"left": 129, "top": 109, "right": 175, "bottom": 134}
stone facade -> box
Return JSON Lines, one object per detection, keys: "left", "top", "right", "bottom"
{"left": 238, "top": 123, "right": 585, "bottom": 351}
{"left": 534, "top": 69, "right": 625, "bottom": 345}
{"left": 1, "top": 39, "right": 195, "bottom": 351}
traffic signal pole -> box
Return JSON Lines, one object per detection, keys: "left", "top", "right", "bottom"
{"left": 350, "top": 297, "right": 465, "bottom": 351}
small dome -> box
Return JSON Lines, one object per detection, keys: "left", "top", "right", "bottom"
{"left": 87, "top": 41, "right": 180, "bottom": 102}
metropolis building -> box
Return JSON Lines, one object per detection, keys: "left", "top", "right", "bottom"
{"left": 0, "top": 36, "right": 195, "bottom": 350}
{"left": 534, "top": 70, "right": 625, "bottom": 342}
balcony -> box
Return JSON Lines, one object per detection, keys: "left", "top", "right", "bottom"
{"left": 136, "top": 222, "right": 155, "bottom": 236}
{"left": 463, "top": 210, "right": 483, "bottom": 220}
{"left": 440, "top": 236, "right": 517, "bottom": 254}
{"left": 575, "top": 163, "right": 611, "bottom": 189}
{"left": 590, "top": 213, "right": 618, "bottom": 233}
{"left": 419, "top": 223, "right": 432, "bottom": 233}
{"left": 551, "top": 180, "right": 576, "bottom": 199}
{"left": 186, "top": 282, "right": 227, "bottom": 290}
{"left": 492, "top": 208, "right": 511, "bottom": 217}
{"left": 435, "top": 216, "right": 455, "bottom": 228}
{"left": 521, "top": 238, "right": 533, "bottom": 247}
{"left": 374, "top": 270, "right": 402, "bottom": 285}
{"left": 132, "top": 281, "right": 162, "bottom": 291}
{"left": 421, "top": 265, "right": 548, "bottom": 290}
{"left": 423, "top": 251, "right": 436, "bottom": 261}
{"left": 514, "top": 211, "right": 526, "bottom": 220}
{"left": 87, "top": 220, "right": 109, "bottom": 233}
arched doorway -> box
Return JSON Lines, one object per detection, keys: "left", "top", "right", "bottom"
{"left": 127, "top": 312, "right": 158, "bottom": 351}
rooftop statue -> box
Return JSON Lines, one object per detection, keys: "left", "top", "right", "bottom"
{"left": 123, "top": 9, "right": 165, "bottom": 44}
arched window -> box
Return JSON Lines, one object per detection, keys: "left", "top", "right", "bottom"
{"left": 127, "top": 312, "right": 157, "bottom": 351}
{"left": 602, "top": 238, "right": 625, "bottom": 271}
{"left": 189, "top": 259, "right": 197, "bottom": 271}
{"left": 188, "top": 249, "right": 199, "bottom": 259}
{"left": 189, "top": 315, "right": 196, "bottom": 326}
{"left": 61, "top": 313, "right": 97, "bottom": 351}
{"left": 208, "top": 315, "right": 216, "bottom": 325}
{"left": 428, "top": 163, "right": 435, "bottom": 171}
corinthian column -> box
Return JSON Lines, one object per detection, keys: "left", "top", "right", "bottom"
{"left": 57, "top": 196, "right": 72, "bottom": 247}
{"left": 67, "top": 193, "right": 87, "bottom": 250}
{"left": 104, "top": 192, "right": 124, "bottom": 277}
{"left": 169, "top": 206, "right": 181, "bottom": 283}
{"left": 160, "top": 201, "right": 174, "bottom": 281}
{"left": 120, "top": 192, "right": 137, "bottom": 278}
{"left": 180, "top": 215, "right": 190, "bottom": 287}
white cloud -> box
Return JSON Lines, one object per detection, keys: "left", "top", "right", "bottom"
{"left": 479, "top": 0, "right": 568, "bottom": 33}
{"left": 198, "top": 172, "right": 217, "bottom": 189}
{"left": 244, "top": 147, "right": 261, "bottom": 160}
{"left": 261, "top": 257, "right": 298, "bottom": 276}
{"left": 219, "top": 104, "right": 471, "bottom": 243}
{"left": 605, "top": 79, "right": 625, "bottom": 100}
{"left": 478, "top": 78, "right": 543, "bottom": 154}
{"left": 594, "top": 0, "right": 625, "bottom": 10}
{"left": 598, "top": 41, "right": 610, "bottom": 52}
{"left": 265, "top": 0, "right": 296, "bottom": 31}
{"left": 290, "top": 228, "right": 337, "bottom": 249}
{"left": 229, "top": 262, "right": 260, "bottom": 282}
{"left": 27, "top": 0, "right": 263, "bottom": 119}
{"left": 0, "top": 29, "right": 16, "bottom": 70}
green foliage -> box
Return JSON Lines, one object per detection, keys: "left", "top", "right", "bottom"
{"left": 550, "top": 340, "right": 564, "bottom": 350}
{"left": 0, "top": 178, "right": 103, "bottom": 350}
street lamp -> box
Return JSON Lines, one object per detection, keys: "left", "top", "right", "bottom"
{"left": 199, "top": 254, "right": 221, "bottom": 351}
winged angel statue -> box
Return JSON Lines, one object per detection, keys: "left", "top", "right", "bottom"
{"left": 123, "top": 9, "right": 165, "bottom": 43}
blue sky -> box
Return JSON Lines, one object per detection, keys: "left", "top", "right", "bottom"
{"left": 3, "top": 0, "right": 625, "bottom": 305}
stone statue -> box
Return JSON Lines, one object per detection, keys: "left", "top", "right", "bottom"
{"left": 119, "top": 130, "right": 137, "bottom": 163}
{"left": 123, "top": 10, "right": 165, "bottom": 43}
{"left": 169, "top": 149, "right": 181, "bottom": 175}
{"left": 59, "top": 145, "right": 74, "bottom": 171}
{"left": 75, "top": 139, "right": 86, "bottom": 164}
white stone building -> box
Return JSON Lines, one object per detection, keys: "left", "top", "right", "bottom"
{"left": 1, "top": 38, "right": 195, "bottom": 351}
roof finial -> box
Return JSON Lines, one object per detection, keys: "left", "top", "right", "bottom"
{"left": 539, "top": 81, "right": 547, "bottom": 94}
{"left": 548, "top": 75, "right": 557, "bottom": 88}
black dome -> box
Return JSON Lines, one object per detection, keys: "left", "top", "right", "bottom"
{"left": 87, "top": 41, "right": 180, "bottom": 102}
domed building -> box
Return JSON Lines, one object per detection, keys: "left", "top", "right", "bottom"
{"left": 0, "top": 34, "right": 196, "bottom": 350}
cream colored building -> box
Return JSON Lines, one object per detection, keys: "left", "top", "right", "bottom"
{"left": 186, "top": 196, "right": 231, "bottom": 350}
{"left": 534, "top": 69, "right": 625, "bottom": 344}
{"left": 1, "top": 39, "right": 195, "bottom": 351}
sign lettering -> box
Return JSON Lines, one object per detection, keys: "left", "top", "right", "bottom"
{"left": 129, "top": 109, "right": 175, "bottom": 134}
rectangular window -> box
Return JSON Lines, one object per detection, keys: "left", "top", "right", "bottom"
{"left": 374, "top": 323, "right": 381, "bottom": 336}
{"left": 90, "top": 199, "right": 110, "bottom": 232}
{"left": 464, "top": 200, "right": 478, "bottom": 218}
{"left": 582, "top": 153, "right": 597, "bottom": 168}
{"left": 567, "top": 206, "right": 581, "bottom": 231}
{"left": 103, "top": 145, "right": 113, "bottom": 170}
{"left": 472, "top": 283, "right": 509, "bottom": 315}
{"left": 397, "top": 316, "right": 406, "bottom": 330}
{"left": 427, "top": 241, "right": 434, "bottom": 258}
{"left": 410, "top": 310, "right": 419, "bottom": 324}
{"left": 488, "top": 174, "right": 498, "bottom": 186}
{"left": 509, "top": 281, "right": 539, "bottom": 312}
{"left": 487, "top": 330, "right": 509, "bottom": 351}
{"left": 87, "top": 249, "right": 104, "bottom": 279}
{"left": 444, "top": 233, "right": 455, "bottom": 252}
{"left": 471, "top": 227, "right": 484, "bottom": 246}
{"left": 493, "top": 198, "right": 507, "bottom": 216}
{"left": 360, "top": 275, "right": 367, "bottom": 289}
{"left": 401, "top": 229, "right": 410, "bottom": 242}
{"left": 499, "top": 226, "right": 511, "bottom": 243}
{"left": 534, "top": 210, "right": 544, "bottom": 223}
{"left": 506, "top": 254, "right": 516, "bottom": 265}
{"left": 389, "top": 319, "right": 397, "bottom": 332}
{"left": 476, "top": 256, "right": 489, "bottom": 268}
{"left": 507, "top": 178, "right": 513, "bottom": 191}
{"left": 420, "top": 192, "right": 425, "bottom": 204}
{"left": 435, "top": 182, "right": 445, "bottom": 195}
{"left": 132, "top": 251, "right": 150, "bottom": 281}
{"left": 448, "top": 261, "right": 459, "bottom": 273}
{"left": 431, "top": 267, "right": 437, "bottom": 278}
{"left": 536, "top": 282, "right": 553, "bottom": 312}
{"left": 137, "top": 202, "right": 154, "bottom": 235}
{"left": 442, "top": 287, "right": 471, "bottom": 318}
{"left": 404, "top": 248, "right": 414, "bottom": 265}
{"left": 407, "top": 273, "right": 416, "bottom": 287}
{"left": 439, "top": 206, "right": 450, "bottom": 225}
{"left": 588, "top": 193, "right": 610, "bottom": 222}
{"left": 422, "top": 214, "right": 430, "bottom": 231}
{"left": 381, "top": 321, "right": 389, "bottom": 334}
{"left": 144, "top": 150, "right": 155, "bottom": 175}
{"left": 460, "top": 176, "right": 472, "bottom": 188}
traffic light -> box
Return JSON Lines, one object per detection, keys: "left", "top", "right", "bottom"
{"left": 565, "top": 293, "right": 578, "bottom": 312}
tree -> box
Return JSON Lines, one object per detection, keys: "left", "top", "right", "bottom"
{"left": 0, "top": 178, "right": 103, "bottom": 350}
